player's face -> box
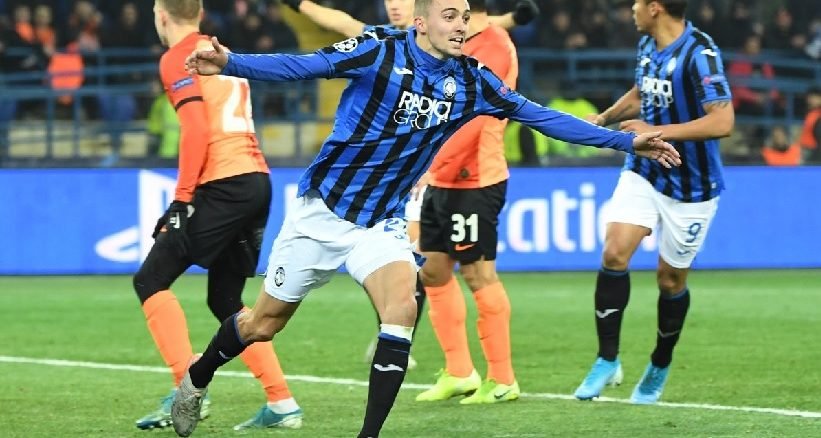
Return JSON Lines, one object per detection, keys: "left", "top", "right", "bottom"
{"left": 415, "top": 0, "right": 470, "bottom": 59}
{"left": 384, "top": 0, "right": 414, "bottom": 28}
{"left": 153, "top": 2, "right": 169, "bottom": 46}
{"left": 632, "top": 0, "right": 657, "bottom": 33}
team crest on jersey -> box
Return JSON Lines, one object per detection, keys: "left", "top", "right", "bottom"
{"left": 274, "top": 267, "right": 285, "bottom": 287}
{"left": 443, "top": 76, "right": 457, "bottom": 99}
{"left": 333, "top": 38, "right": 359, "bottom": 53}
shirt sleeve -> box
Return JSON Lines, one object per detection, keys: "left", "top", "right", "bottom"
{"left": 689, "top": 42, "right": 732, "bottom": 105}
{"left": 160, "top": 53, "right": 210, "bottom": 203}
{"left": 223, "top": 32, "right": 383, "bottom": 81}
{"left": 476, "top": 67, "right": 635, "bottom": 153}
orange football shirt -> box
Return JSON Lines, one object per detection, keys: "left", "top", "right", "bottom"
{"left": 159, "top": 32, "right": 268, "bottom": 202}
{"left": 427, "top": 24, "right": 518, "bottom": 189}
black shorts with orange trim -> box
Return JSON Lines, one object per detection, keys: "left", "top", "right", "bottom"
{"left": 419, "top": 180, "right": 507, "bottom": 264}
{"left": 186, "top": 171, "right": 271, "bottom": 274}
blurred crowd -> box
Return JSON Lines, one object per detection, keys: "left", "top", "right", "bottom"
{"left": 0, "top": 0, "right": 818, "bottom": 166}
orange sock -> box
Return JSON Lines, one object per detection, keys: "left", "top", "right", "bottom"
{"left": 426, "top": 276, "right": 473, "bottom": 377}
{"left": 238, "top": 308, "right": 292, "bottom": 402}
{"left": 475, "top": 282, "right": 514, "bottom": 385}
{"left": 142, "top": 290, "right": 193, "bottom": 386}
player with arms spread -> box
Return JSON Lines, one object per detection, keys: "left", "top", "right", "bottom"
{"left": 573, "top": 0, "right": 734, "bottom": 404}
{"left": 133, "top": 0, "right": 302, "bottom": 431}
{"left": 170, "top": 1, "right": 680, "bottom": 436}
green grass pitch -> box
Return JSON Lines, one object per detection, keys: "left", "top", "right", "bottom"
{"left": 1, "top": 270, "right": 819, "bottom": 437}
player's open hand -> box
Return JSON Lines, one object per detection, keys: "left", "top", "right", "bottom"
{"left": 185, "top": 36, "right": 228, "bottom": 76}
{"left": 632, "top": 131, "right": 681, "bottom": 168}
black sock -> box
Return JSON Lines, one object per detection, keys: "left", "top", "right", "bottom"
{"left": 358, "top": 335, "right": 411, "bottom": 438}
{"left": 412, "top": 274, "right": 426, "bottom": 338}
{"left": 189, "top": 312, "right": 248, "bottom": 388}
{"left": 651, "top": 288, "right": 690, "bottom": 368}
{"left": 595, "top": 267, "right": 631, "bottom": 361}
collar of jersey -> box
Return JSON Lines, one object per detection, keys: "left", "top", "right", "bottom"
{"left": 407, "top": 28, "right": 458, "bottom": 78}
{"left": 653, "top": 20, "right": 693, "bottom": 57}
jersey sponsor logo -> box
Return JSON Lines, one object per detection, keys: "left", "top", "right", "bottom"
{"left": 640, "top": 76, "right": 674, "bottom": 108}
{"left": 333, "top": 37, "right": 359, "bottom": 53}
{"left": 171, "top": 76, "right": 194, "bottom": 92}
{"left": 393, "top": 66, "right": 413, "bottom": 76}
{"left": 393, "top": 90, "right": 453, "bottom": 129}
{"left": 443, "top": 76, "right": 457, "bottom": 99}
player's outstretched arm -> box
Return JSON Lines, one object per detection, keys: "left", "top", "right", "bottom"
{"left": 630, "top": 131, "right": 682, "bottom": 168}
{"left": 588, "top": 85, "right": 642, "bottom": 126}
{"left": 619, "top": 100, "right": 734, "bottom": 142}
{"left": 489, "top": 0, "right": 540, "bottom": 30}
{"left": 285, "top": 0, "right": 365, "bottom": 39}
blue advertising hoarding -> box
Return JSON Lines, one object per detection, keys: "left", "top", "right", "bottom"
{"left": 1, "top": 167, "right": 819, "bottom": 274}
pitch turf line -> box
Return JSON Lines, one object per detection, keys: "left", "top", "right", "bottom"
{"left": 2, "top": 355, "right": 820, "bottom": 419}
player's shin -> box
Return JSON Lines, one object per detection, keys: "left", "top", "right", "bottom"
{"left": 651, "top": 288, "right": 690, "bottom": 368}
{"left": 189, "top": 312, "right": 250, "bottom": 389}
{"left": 359, "top": 325, "right": 413, "bottom": 438}
{"left": 595, "top": 268, "right": 631, "bottom": 361}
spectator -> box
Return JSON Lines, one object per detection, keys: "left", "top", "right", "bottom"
{"left": 723, "top": 0, "right": 758, "bottom": 49}
{"left": 261, "top": 2, "right": 298, "bottom": 51}
{"left": 145, "top": 79, "right": 180, "bottom": 159}
{"left": 607, "top": 1, "right": 640, "bottom": 49}
{"left": 763, "top": 6, "right": 806, "bottom": 53}
{"left": 727, "top": 33, "right": 781, "bottom": 116}
{"left": 539, "top": 10, "right": 587, "bottom": 50}
{"left": 64, "top": 0, "right": 102, "bottom": 52}
{"left": 32, "top": 5, "right": 56, "bottom": 54}
{"left": 761, "top": 125, "right": 801, "bottom": 166}
{"left": 795, "top": 87, "right": 821, "bottom": 163}
{"left": 692, "top": 1, "right": 724, "bottom": 46}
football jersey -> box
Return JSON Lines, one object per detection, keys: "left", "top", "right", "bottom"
{"left": 159, "top": 32, "right": 268, "bottom": 202}
{"left": 223, "top": 28, "right": 636, "bottom": 227}
{"left": 627, "top": 22, "right": 731, "bottom": 202}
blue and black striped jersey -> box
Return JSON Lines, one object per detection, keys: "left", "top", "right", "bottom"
{"left": 224, "top": 28, "right": 637, "bottom": 227}
{"left": 628, "top": 21, "right": 731, "bottom": 202}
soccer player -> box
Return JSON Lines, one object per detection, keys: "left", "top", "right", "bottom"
{"left": 573, "top": 0, "right": 734, "bottom": 404}
{"left": 134, "top": 0, "right": 302, "bottom": 431}
{"left": 280, "top": 0, "right": 540, "bottom": 38}
{"left": 171, "top": 0, "right": 680, "bottom": 436}
{"left": 414, "top": 0, "right": 520, "bottom": 405}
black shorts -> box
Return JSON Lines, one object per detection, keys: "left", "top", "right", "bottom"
{"left": 419, "top": 180, "right": 507, "bottom": 264}
{"left": 186, "top": 172, "right": 271, "bottom": 273}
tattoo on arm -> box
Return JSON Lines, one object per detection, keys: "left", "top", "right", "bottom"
{"left": 607, "top": 104, "right": 634, "bottom": 124}
{"left": 705, "top": 100, "right": 731, "bottom": 110}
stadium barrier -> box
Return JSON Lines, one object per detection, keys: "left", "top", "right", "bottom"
{"left": 1, "top": 166, "right": 818, "bottom": 275}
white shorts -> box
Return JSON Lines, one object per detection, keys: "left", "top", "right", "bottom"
{"left": 404, "top": 185, "right": 427, "bottom": 222}
{"left": 605, "top": 171, "right": 719, "bottom": 269}
{"left": 263, "top": 193, "right": 416, "bottom": 302}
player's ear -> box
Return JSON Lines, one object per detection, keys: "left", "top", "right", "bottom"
{"left": 414, "top": 16, "right": 426, "bottom": 34}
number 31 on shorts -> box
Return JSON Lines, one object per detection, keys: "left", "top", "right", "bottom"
{"left": 451, "top": 213, "right": 478, "bottom": 242}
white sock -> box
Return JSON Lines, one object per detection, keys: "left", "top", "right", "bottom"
{"left": 267, "top": 397, "right": 300, "bottom": 414}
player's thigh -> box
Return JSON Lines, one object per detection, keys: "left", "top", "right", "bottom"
{"left": 362, "top": 260, "right": 417, "bottom": 326}
{"left": 420, "top": 251, "right": 457, "bottom": 286}
{"left": 419, "top": 185, "right": 448, "bottom": 253}
{"left": 657, "top": 194, "right": 720, "bottom": 269}
{"left": 603, "top": 171, "right": 658, "bottom": 262}
{"left": 346, "top": 216, "right": 416, "bottom": 286}
{"left": 426, "top": 181, "right": 506, "bottom": 265}
{"left": 263, "top": 195, "right": 355, "bottom": 303}
{"left": 188, "top": 173, "right": 271, "bottom": 267}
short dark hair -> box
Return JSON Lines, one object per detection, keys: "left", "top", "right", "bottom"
{"left": 650, "top": 0, "right": 688, "bottom": 19}
{"left": 471, "top": 0, "right": 487, "bottom": 12}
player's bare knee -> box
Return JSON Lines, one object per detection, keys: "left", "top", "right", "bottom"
{"left": 657, "top": 268, "right": 687, "bottom": 294}
{"left": 420, "top": 265, "right": 450, "bottom": 287}
{"left": 380, "top": 295, "right": 417, "bottom": 327}
{"left": 460, "top": 266, "right": 499, "bottom": 292}
{"left": 601, "top": 246, "right": 631, "bottom": 271}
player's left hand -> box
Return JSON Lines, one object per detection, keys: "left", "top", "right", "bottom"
{"left": 619, "top": 119, "right": 654, "bottom": 135}
{"left": 185, "top": 36, "right": 229, "bottom": 76}
{"left": 161, "top": 201, "right": 195, "bottom": 256}
{"left": 513, "top": 0, "right": 540, "bottom": 25}
{"left": 631, "top": 131, "right": 681, "bottom": 168}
